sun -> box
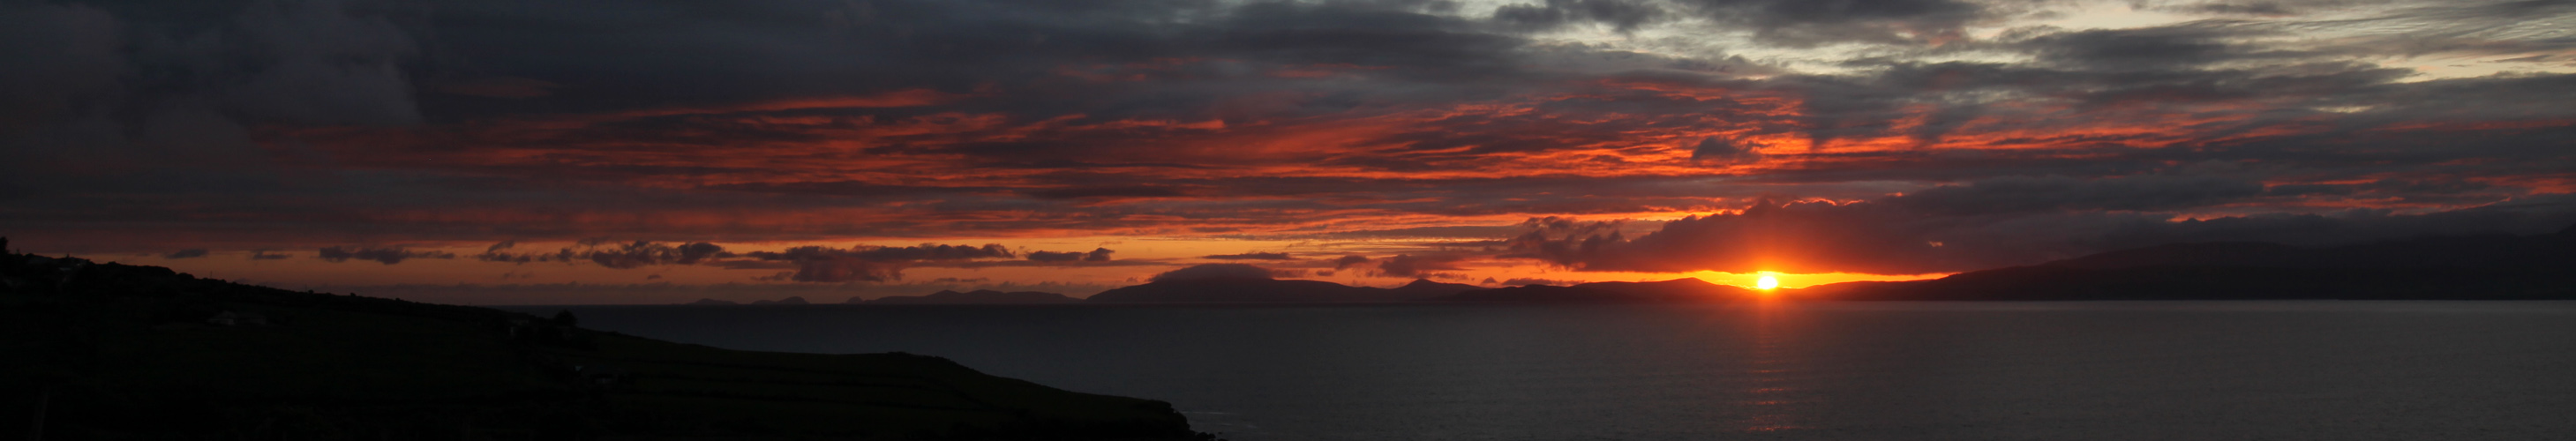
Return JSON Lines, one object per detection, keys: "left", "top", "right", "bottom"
{"left": 1755, "top": 274, "right": 1780, "bottom": 290}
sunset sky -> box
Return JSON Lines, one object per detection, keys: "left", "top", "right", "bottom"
{"left": 4, "top": 0, "right": 2572, "bottom": 303}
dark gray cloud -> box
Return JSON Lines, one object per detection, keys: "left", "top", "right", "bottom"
{"left": 2016, "top": 25, "right": 2274, "bottom": 71}
{"left": 1493, "top": 0, "right": 1670, "bottom": 33}
{"left": 1205, "top": 251, "right": 1295, "bottom": 260}
{"left": 1332, "top": 254, "right": 1374, "bottom": 269}
{"left": 1376, "top": 253, "right": 1468, "bottom": 277}
{"left": 1675, "top": 0, "right": 1988, "bottom": 46}
{"left": 730, "top": 243, "right": 1018, "bottom": 282}
{"left": 318, "top": 246, "right": 457, "bottom": 265}
{"left": 475, "top": 240, "right": 731, "bottom": 268}
{"left": 1690, "top": 137, "right": 1764, "bottom": 164}
{"left": 1029, "top": 247, "right": 1116, "bottom": 262}
{"left": 744, "top": 243, "right": 1014, "bottom": 262}
{"left": 585, "top": 242, "right": 728, "bottom": 269}
{"left": 163, "top": 249, "right": 210, "bottom": 258}
{"left": 1891, "top": 175, "right": 2267, "bottom": 214}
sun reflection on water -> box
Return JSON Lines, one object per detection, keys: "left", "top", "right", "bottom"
{"left": 1734, "top": 301, "right": 1812, "bottom": 432}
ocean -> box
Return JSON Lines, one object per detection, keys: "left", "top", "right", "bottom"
{"left": 503, "top": 302, "right": 2576, "bottom": 440}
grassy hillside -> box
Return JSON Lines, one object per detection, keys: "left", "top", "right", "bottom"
{"left": 0, "top": 251, "right": 1214, "bottom": 440}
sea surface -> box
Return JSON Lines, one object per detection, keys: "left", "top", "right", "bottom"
{"left": 504, "top": 302, "right": 2576, "bottom": 440}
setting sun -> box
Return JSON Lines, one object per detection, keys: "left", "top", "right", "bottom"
{"left": 1755, "top": 275, "right": 1780, "bottom": 290}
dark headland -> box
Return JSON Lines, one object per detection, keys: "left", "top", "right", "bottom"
{"left": 0, "top": 249, "right": 1220, "bottom": 440}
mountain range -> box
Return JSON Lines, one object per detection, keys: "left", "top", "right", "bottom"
{"left": 656, "top": 225, "right": 2576, "bottom": 305}
{"left": 1798, "top": 225, "right": 2576, "bottom": 301}
{"left": 965, "top": 226, "right": 2576, "bottom": 303}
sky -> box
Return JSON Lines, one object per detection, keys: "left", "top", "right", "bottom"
{"left": 2, "top": 0, "right": 2572, "bottom": 304}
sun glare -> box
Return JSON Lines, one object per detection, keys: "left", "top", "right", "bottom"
{"left": 1755, "top": 274, "right": 1780, "bottom": 290}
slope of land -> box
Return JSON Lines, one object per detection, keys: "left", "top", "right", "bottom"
{"left": 0, "top": 250, "right": 1215, "bottom": 440}
{"left": 1797, "top": 226, "right": 2576, "bottom": 301}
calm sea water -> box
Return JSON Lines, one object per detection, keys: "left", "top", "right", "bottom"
{"left": 506, "top": 302, "right": 2576, "bottom": 440}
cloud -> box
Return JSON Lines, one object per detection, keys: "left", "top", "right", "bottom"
{"left": 741, "top": 243, "right": 1011, "bottom": 262}
{"left": 1673, "top": 0, "right": 1989, "bottom": 46}
{"left": 2015, "top": 24, "right": 2279, "bottom": 71}
{"left": 586, "top": 242, "right": 729, "bottom": 269}
{"left": 785, "top": 259, "right": 904, "bottom": 283}
{"left": 1376, "top": 254, "right": 1468, "bottom": 277}
{"left": 1493, "top": 0, "right": 1671, "bottom": 33}
{"left": 4, "top": 0, "right": 2574, "bottom": 296}
{"left": 739, "top": 243, "right": 1018, "bottom": 282}
{"left": 1690, "top": 138, "right": 1764, "bottom": 165}
{"left": 1509, "top": 188, "right": 2576, "bottom": 274}
{"left": 1029, "top": 248, "right": 1116, "bottom": 262}
{"left": 1890, "top": 175, "right": 2266, "bottom": 214}
{"left": 1205, "top": 251, "right": 1294, "bottom": 260}
{"left": 164, "top": 249, "right": 209, "bottom": 259}
{"left": 1023, "top": 186, "right": 1190, "bottom": 199}
{"left": 318, "top": 246, "right": 457, "bottom": 265}
{"left": 475, "top": 240, "right": 730, "bottom": 268}
{"left": 1150, "top": 263, "right": 1278, "bottom": 282}
{"left": 249, "top": 250, "right": 294, "bottom": 260}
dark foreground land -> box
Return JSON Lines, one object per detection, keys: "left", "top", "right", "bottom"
{"left": 0, "top": 250, "right": 1214, "bottom": 440}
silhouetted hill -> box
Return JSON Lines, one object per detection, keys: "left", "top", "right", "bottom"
{"left": 1799, "top": 228, "right": 2576, "bottom": 301}
{"left": 0, "top": 250, "right": 1215, "bottom": 440}
{"left": 871, "top": 289, "right": 1081, "bottom": 304}
{"left": 1387, "top": 279, "right": 1485, "bottom": 298}
{"left": 685, "top": 297, "right": 739, "bottom": 305}
{"left": 1438, "top": 278, "right": 1759, "bottom": 302}
{"left": 1087, "top": 277, "right": 1395, "bottom": 303}
{"left": 750, "top": 295, "right": 811, "bottom": 305}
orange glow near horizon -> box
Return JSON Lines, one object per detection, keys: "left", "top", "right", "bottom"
{"left": 1690, "top": 271, "right": 1948, "bottom": 289}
